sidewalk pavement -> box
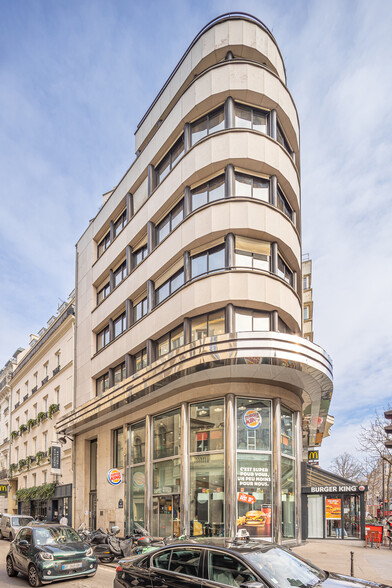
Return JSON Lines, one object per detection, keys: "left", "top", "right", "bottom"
{"left": 293, "top": 540, "right": 392, "bottom": 585}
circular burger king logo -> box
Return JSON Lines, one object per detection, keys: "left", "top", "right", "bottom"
{"left": 107, "top": 468, "right": 122, "bottom": 485}
{"left": 243, "top": 409, "right": 262, "bottom": 430}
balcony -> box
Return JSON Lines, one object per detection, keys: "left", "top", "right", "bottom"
{"left": 31, "top": 386, "right": 37, "bottom": 394}
{"left": 3, "top": 407, "right": 9, "bottom": 416}
{"left": 41, "top": 376, "right": 49, "bottom": 386}
{"left": 14, "top": 402, "right": 20, "bottom": 409}
{"left": 3, "top": 437, "right": 8, "bottom": 444}
{"left": 53, "top": 365, "right": 61, "bottom": 376}
{"left": 23, "top": 394, "right": 28, "bottom": 402}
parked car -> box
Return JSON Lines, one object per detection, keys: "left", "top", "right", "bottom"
{"left": 6, "top": 524, "right": 97, "bottom": 586}
{"left": 0, "top": 514, "right": 34, "bottom": 541}
{"left": 113, "top": 537, "right": 392, "bottom": 588}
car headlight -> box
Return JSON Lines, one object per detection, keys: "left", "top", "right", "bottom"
{"left": 39, "top": 552, "right": 54, "bottom": 560}
{"left": 86, "top": 547, "right": 93, "bottom": 557}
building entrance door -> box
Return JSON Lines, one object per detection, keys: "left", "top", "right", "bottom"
{"left": 152, "top": 494, "right": 180, "bottom": 537}
{"left": 89, "top": 492, "right": 97, "bottom": 531}
{"left": 344, "top": 495, "right": 360, "bottom": 538}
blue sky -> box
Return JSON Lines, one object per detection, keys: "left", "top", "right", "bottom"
{"left": 1, "top": 0, "right": 391, "bottom": 467}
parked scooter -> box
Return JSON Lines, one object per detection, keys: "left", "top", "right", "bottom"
{"left": 77, "top": 524, "right": 134, "bottom": 563}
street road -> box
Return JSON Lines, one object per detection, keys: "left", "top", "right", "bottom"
{"left": 0, "top": 537, "right": 115, "bottom": 587}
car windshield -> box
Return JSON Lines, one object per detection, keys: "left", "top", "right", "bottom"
{"left": 245, "top": 546, "right": 326, "bottom": 588}
{"left": 34, "top": 527, "right": 82, "bottom": 546}
{"left": 12, "top": 517, "right": 32, "bottom": 526}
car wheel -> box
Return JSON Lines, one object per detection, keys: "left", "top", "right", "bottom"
{"left": 28, "top": 564, "right": 42, "bottom": 587}
{"left": 100, "top": 555, "right": 115, "bottom": 563}
{"left": 6, "top": 556, "right": 18, "bottom": 577}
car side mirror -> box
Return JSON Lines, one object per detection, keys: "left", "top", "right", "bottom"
{"left": 19, "top": 540, "right": 29, "bottom": 547}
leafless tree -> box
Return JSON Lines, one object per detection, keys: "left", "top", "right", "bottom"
{"left": 329, "top": 452, "right": 364, "bottom": 481}
{"left": 360, "top": 409, "right": 392, "bottom": 517}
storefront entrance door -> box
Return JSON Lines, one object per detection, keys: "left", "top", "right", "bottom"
{"left": 152, "top": 494, "right": 180, "bottom": 537}
{"left": 344, "top": 495, "right": 360, "bottom": 538}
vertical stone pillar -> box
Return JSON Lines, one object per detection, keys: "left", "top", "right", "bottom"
{"left": 184, "top": 318, "right": 191, "bottom": 345}
{"left": 225, "top": 394, "right": 236, "bottom": 538}
{"left": 273, "top": 398, "right": 282, "bottom": 543}
{"left": 126, "top": 300, "right": 133, "bottom": 330}
{"left": 271, "top": 175, "right": 278, "bottom": 207}
{"left": 147, "top": 164, "right": 156, "bottom": 196}
{"left": 108, "top": 319, "right": 114, "bottom": 343}
{"left": 144, "top": 415, "right": 153, "bottom": 534}
{"left": 271, "top": 242, "right": 278, "bottom": 275}
{"left": 147, "top": 221, "right": 155, "bottom": 254}
{"left": 109, "top": 269, "right": 115, "bottom": 292}
{"left": 271, "top": 310, "right": 279, "bottom": 332}
{"left": 126, "top": 192, "right": 134, "bottom": 222}
{"left": 184, "top": 122, "right": 191, "bottom": 152}
{"left": 184, "top": 251, "right": 191, "bottom": 283}
{"left": 147, "top": 280, "right": 155, "bottom": 313}
{"left": 225, "top": 164, "right": 235, "bottom": 198}
{"left": 270, "top": 109, "right": 277, "bottom": 141}
{"left": 126, "top": 245, "right": 133, "bottom": 275}
{"left": 125, "top": 353, "right": 134, "bottom": 378}
{"left": 226, "top": 304, "right": 235, "bottom": 334}
{"left": 146, "top": 339, "right": 155, "bottom": 365}
{"left": 225, "top": 233, "right": 235, "bottom": 268}
{"left": 108, "top": 368, "right": 114, "bottom": 389}
{"left": 224, "top": 96, "right": 235, "bottom": 129}
{"left": 295, "top": 410, "right": 303, "bottom": 544}
{"left": 184, "top": 186, "right": 191, "bottom": 216}
{"left": 180, "top": 402, "right": 190, "bottom": 536}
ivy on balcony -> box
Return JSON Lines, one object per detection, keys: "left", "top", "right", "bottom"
{"left": 16, "top": 482, "right": 56, "bottom": 502}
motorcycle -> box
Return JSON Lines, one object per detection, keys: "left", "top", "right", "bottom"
{"left": 78, "top": 524, "right": 134, "bottom": 563}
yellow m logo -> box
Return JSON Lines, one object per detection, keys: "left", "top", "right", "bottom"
{"left": 308, "top": 451, "right": 319, "bottom": 460}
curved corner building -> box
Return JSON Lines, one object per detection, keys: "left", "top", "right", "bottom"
{"left": 59, "top": 13, "right": 333, "bottom": 544}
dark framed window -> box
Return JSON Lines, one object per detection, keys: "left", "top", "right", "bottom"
{"left": 277, "top": 121, "right": 293, "bottom": 156}
{"left": 234, "top": 172, "right": 270, "bottom": 202}
{"left": 134, "top": 298, "right": 148, "bottom": 322}
{"left": 278, "top": 254, "right": 294, "bottom": 286}
{"left": 133, "top": 244, "right": 148, "bottom": 268}
{"left": 114, "top": 362, "right": 126, "bottom": 384}
{"left": 97, "top": 232, "right": 111, "bottom": 258}
{"left": 155, "top": 268, "right": 184, "bottom": 305}
{"left": 135, "top": 348, "right": 147, "bottom": 372}
{"left": 114, "top": 261, "right": 127, "bottom": 288}
{"left": 157, "top": 325, "right": 184, "bottom": 358}
{"left": 277, "top": 186, "right": 293, "bottom": 220}
{"left": 96, "top": 372, "right": 109, "bottom": 396}
{"left": 156, "top": 199, "right": 184, "bottom": 245}
{"left": 156, "top": 135, "right": 185, "bottom": 184}
{"left": 234, "top": 103, "right": 269, "bottom": 133}
{"left": 191, "top": 309, "right": 226, "bottom": 342}
{"left": 114, "top": 210, "right": 127, "bottom": 238}
{"left": 114, "top": 312, "right": 126, "bottom": 338}
{"left": 191, "top": 106, "right": 225, "bottom": 145}
{"left": 191, "top": 175, "right": 225, "bottom": 211}
{"left": 191, "top": 244, "right": 225, "bottom": 279}
{"left": 97, "top": 282, "right": 110, "bottom": 305}
{"left": 113, "top": 427, "right": 124, "bottom": 468}
{"left": 97, "top": 326, "right": 110, "bottom": 351}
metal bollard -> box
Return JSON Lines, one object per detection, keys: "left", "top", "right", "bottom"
{"left": 350, "top": 551, "right": 354, "bottom": 577}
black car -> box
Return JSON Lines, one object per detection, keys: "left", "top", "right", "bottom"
{"left": 113, "top": 538, "right": 392, "bottom": 588}
{"left": 6, "top": 524, "right": 97, "bottom": 586}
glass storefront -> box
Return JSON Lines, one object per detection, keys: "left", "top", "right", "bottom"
{"left": 124, "top": 397, "right": 299, "bottom": 542}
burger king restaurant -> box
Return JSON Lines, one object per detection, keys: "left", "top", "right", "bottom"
{"left": 301, "top": 464, "right": 367, "bottom": 540}
{"left": 125, "top": 395, "right": 301, "bottom": 544}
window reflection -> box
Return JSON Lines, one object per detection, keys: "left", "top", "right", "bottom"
{"left": 191, "top": 175, "right": 225, "bottom": 211}
{"left": 153, "top": 410, "right": 181, "bottom": 460}
{"left": 190, "top": 400, "right": 224, "bottom": 453}
{"left": 191, "top": 310, "right": 225, "bottom": 342}
{"left": 236, "top": 398, "right": 271, "bottom": 451}
{"left": 190, "top": 454, "right": 224, "bottom": 537}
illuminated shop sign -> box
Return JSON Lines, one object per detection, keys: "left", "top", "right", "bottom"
{"left": 107, "top": 468, "right": 122, "bottom": 485}
{"left": 242, "top": 409, "right": 262, "bottom": 430}
{"left": 303, "top": 484, "right": 368, "bottom": 494}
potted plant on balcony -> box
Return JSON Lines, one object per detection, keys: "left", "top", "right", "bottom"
{"left": 35, "top": 451, "right": 45, "bottom": 465}
{"left": 37, "top": 411, "right": 47, "bottom": 424}
{"left": 18, "top": 458, "right": 26, "bottom": 471}
{"left": 26, "top": 455, "right": 33, "bottom": 470}
{"left": 48, "top": 403, "right": 60, "bottom": 419}
{"left": 19, "top": 423, "right": 27, "bottom": 435}
{"left": 9, "top": 463, "right": 17, "bottom": 476}
{"left": 27, "top": 418, "right": 37, "bottom": 431}
{"left": 10, "top": 430, "right": 18, "bottom": 440}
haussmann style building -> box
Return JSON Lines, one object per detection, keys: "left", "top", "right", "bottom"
{"left": 57, "top": 13, "right": 334, "bottom": 544}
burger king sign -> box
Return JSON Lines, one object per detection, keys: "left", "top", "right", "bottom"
{"left": 107, "top": 468, "right": 122, "bottom": 486}
{"left": 243, "top": 409, "right": 262, "bottom": 430}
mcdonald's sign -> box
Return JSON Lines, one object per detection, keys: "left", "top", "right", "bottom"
{"left": 308, "top": 449, "right": 319, "bottom": 462}
{"left": 0, "top": 484, "right": 8, "bottom": 495}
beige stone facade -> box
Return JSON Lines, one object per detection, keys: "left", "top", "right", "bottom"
{"left": 58, "top": 14, "right": 333, "bottom": 543}
{"left": 302, "top": 256, "right": 314, "bottom": 342}
{"left": 8, "top": 294, "right": 74, "bottom": 522}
